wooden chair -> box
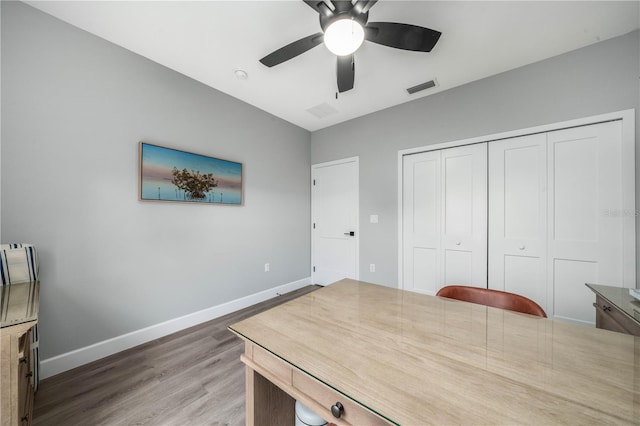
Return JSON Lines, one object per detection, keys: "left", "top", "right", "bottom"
{"left": 436, "top": 285, "right": 547, "bottom": 318}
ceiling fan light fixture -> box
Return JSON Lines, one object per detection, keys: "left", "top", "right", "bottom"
{"left": 324, "top": 18, "right": 365, "bottom": 56}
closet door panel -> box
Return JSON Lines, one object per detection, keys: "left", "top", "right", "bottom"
{"left": 444, "top": 251, "right": 472, "bottom": 285}
{"left": 552, "top": 137, "right": 598, "bottom": 242}
{"left": 412, "top": 248, "right": 438, "bottom": 294}
{"left": 488, "top": 135, "right": 547, "bottom": 311}
{"left": 552, "top": 259, "right": 598, "bottom": 324}
{"left": 443, "top": 153, "right": 473, "bottom": 236}
{"left": 441, "top": 144, "right": 487, "bottom": 288}
{"left": 503, "top": 255, "right": 546, "bottom": 309}
{"left": 548, "top": 121, "right": 624, "bottom": 325}
{"left": 402, "top": 152, "right": 441, "bottom": 294}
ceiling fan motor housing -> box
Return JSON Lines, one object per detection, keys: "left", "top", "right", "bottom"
{"left": 319, "top": 6, "right": 369, "bottom": 32}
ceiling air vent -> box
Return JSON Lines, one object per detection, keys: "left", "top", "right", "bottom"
{"left": 406, "top": 79, "right": 437, "bottom": 95}
{"left": 306, "top": 102, "right": 339, "bottom": 119}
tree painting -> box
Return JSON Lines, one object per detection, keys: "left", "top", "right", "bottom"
{"left": 171, "top": 167, "right": 218, "bottom": 200}
{"left": 140, "top": 142, "right": 242, "bottom": 204}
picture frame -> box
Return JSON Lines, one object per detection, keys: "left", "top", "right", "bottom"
{"left": 139, "top": 142, "right": 243, "bottom": 205}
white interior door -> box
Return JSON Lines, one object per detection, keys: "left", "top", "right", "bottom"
{"left": 548, "top": 121, "right": 625, "bottom": 325}
{"left": 489, "top": 134, "right": 548, "bottom": 312}
{"left": 312, "top": 158, "right": 359, "bottom": 285}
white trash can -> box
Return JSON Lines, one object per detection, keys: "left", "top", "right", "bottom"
{"left": 295, "top": 401, "right": 327, "bottom": 426}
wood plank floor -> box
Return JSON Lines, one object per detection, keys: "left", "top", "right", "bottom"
{"left": 33, "top": 285, "right": 321, "bottom": 426}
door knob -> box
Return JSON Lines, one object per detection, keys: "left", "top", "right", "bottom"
{"left": 455, "top": 241, "right": 461, "bottom": 246}
{"left": 344, "top": 231, "right": 355, "bottom": 236}
{"left": 519, "top": 245, "right": 526, "bottom": 250}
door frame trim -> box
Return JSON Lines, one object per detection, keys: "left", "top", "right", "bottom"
{"left": 397, "top": 109, "right": 636, "bottom": 289}
{"left": 311, "top": 156, "right": 360, "bottom": 284}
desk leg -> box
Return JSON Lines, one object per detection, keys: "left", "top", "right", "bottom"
{"left": 245, "top": 365, "right": 295, "bottom": 426}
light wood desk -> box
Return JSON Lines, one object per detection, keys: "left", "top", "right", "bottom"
{"left": 229, "top": 279, "right": 639, "bottom": 425}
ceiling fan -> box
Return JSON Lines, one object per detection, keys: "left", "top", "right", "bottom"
{"left": 259, "top": 0, "right": 442, "bottom": 93}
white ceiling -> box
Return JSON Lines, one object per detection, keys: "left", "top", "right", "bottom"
{"left": 25, "top": 1, "right": 640, "bottom": 131}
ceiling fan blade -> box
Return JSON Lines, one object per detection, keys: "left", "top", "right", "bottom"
{"left": 302, "top": 0, "right": 323, "bottom": 13}
{"left": 353, "top": 0, "right": 378, "bottom": 15}
{"left": 365, "top": 22, "right": 441, "bottom": 52}
{"left": 303, "top": 0, "right": 333, "bottom": 17}
{"left": 260, "top": 32, "right": 324, "bottom": 67}
{"left": 336, "top": 54, "right": 355, "bottom": 93}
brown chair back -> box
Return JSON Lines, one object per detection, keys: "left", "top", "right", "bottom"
{"left": 436, "top": 285, "right": 547, "bottom": 318}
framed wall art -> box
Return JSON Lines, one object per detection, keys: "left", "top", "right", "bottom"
{"left": 139, "top": 142, "right": 243, "bottom": 205}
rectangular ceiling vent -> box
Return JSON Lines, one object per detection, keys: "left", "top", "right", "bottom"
{"left": 306, "top": 102, "right": 339, "bottom": 119}
{"left": 406, "top": 79, "right": 437, "bottom": 95}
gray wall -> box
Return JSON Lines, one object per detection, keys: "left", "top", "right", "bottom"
{"left": 312, "top": 30, "right": 640, "bottom": 287}
{"left": 1, "top": 2, "right": 311, "bottom": 359}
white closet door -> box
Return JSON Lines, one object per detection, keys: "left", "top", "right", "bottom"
{"left": 440, "top": 144, "right": 488, "bottom": 289}
{"left": 488, "top": 134, "right": 548, "bottom": 311}
{"left": 402, "top": 144, "right": 487, "bottom": 294}
{"left": 402, "top": 151, "right": 441, "bottom": 294}
{"left": 548, "top": 121, "right": 624, "bottom": 325}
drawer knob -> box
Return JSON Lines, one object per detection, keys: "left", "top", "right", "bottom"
{"left": 331, "top": 402, "right": 344, "bottom": 418}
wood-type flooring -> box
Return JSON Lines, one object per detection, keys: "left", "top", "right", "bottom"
{"left": 33, "top": 285, "right": 320, "bottom": 426}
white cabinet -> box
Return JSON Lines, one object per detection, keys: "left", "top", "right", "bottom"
{"left": 402, "top": 118, "right": 634, "bottom": 325}
{"left": 402, "top": 143, "right": 487, "bottom": 295}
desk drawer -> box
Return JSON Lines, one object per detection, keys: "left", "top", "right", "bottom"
{"left": 595, "top": 295, "right": 640, "bottom": 336}
{"left": 252, "top": 345, "right": 292, "bottom": 386}
{"left": 292, "top": 369, "right": 390, "bottom": 426}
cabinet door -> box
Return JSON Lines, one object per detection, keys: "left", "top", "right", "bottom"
{"left": 440, "top": 144, "right": 488, "bottom": 289}
{"left": 488, "top": 134, "right": 547, "bottom": 312}
{"left": 548, "top": 121, "right": 624, "bottom": 325}
{"left": 402, "top": 144, "right": 487, "bottom": 294}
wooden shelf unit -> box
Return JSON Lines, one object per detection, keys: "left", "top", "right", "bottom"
{"left": 1, "top": 321, "right": 36, "bottom": 426}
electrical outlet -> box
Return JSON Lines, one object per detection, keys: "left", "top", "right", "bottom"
{"left": 265, "top": 263, "right": 270, "bottom": 272}
{"left": 369, "top": 263, "right": 376, "bottom": 272}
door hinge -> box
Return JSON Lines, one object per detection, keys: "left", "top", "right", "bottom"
{"left": 313, "top": 179, "right": 316, "bottom": 186}
{"left": 313, "top": 223, "right": 316, "bottom": 229}
{"left": 313, "top": 266, "right": 316, "bottom": 272}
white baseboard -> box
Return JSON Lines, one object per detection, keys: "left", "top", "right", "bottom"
{"left": 40, "top": 277, "right": 312, "bottom": 379}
